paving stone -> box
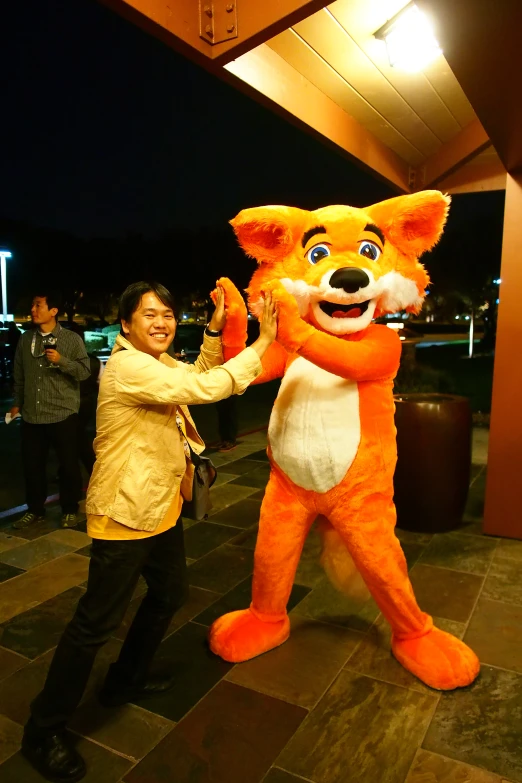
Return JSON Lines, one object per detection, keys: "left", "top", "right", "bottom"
{"left": 464, "top": 598, "right": 522, "bottom": 674}
{"left": 278, "top": 670, "right": 437, "bottom": 783}
{"left": 124, "top": 680, "right": 306, "bottom": 783}
{"left": 127, "top": 622, "right": 233, "bottom": 722}
{"left": 0, "top": 554, "right": 89, "bottom": 624}
{"left": 227, "top": 614, "right": 363, "bottom": 708}
{"left": 418, "top": 533, "right": 497, "bottom": 575}
{"left": 405, "top": 749, "right": 509, "bottom": 783}
{"left": 423, "top": 664, "right": 522, "bottom": 782}
{"left": 187, "top": 544, "right": 254, "bottom": 594}
{"left": 0, "top": 586, "right": 83, "bottom": 659}
{"left": 408, "top": 564, "right": 484, "bottom": 623}
{"left": 70, "top": 698, "right": 174, "bottom": 761}
{"left": 0, "top": 537, "right": 74, "bottom": 571}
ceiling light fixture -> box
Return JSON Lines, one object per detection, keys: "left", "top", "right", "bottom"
{"left": 374, "top": 3, "right": 442, "bottom": 73}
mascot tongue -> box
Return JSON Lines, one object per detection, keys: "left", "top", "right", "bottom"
{"left": 333, "top": 307, "right": 362, "bottom": 319}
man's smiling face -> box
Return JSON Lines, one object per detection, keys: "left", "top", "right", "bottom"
{"left": 122, "top": 291, "right": 176, "bottom": 359}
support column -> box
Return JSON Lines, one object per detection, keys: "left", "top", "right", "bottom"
{"left": 483, "top": 172, "right": 522, "bottom": 538}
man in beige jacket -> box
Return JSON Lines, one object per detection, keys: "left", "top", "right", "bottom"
{"left": 22, "top": 279, "right": 277, "bottom": 783}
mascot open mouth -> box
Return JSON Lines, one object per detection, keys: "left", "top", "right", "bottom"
{"left": 319, "top": 300, "right": 370, "bottom": 319}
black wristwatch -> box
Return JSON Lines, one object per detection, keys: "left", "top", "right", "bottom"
{"left": 205, "top": 325, "right": 222, "bottom": 337}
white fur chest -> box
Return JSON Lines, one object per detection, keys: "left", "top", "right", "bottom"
{"left": 268, "top": 357, "right": 361, "bottom": 493}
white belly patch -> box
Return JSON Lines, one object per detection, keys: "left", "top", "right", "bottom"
{"left": 268, "top": 357, "right": 361, "bottom": 493}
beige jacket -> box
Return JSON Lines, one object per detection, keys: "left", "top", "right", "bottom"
{"left": 86, "top": 333, "right": 262, "bottom": 531}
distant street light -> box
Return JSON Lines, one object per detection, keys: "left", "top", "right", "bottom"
{"left": 0, "top": 250, "right": 12, "bottom": 323}
{"left": 468, "top": 311, "right": 474, "bottom": 359}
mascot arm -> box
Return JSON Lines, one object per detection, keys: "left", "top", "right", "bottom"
{"left": 250, "top": 341, "right": 287, "bottom": 385}
{"left": 212, "top": 277, "right": 248, "bottom": 361}
{"left": 299, "top": 327, "right": 401, "bottom": 381}
{"left": 213, "top": 277, "right": 286, "bottom": 382}
{"left": 268, "top": 280, "right": 401, "bottom": 382}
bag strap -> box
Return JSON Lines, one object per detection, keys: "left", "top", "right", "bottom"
{"left": 176, "top": 417, "right": 203, "bottom": 467}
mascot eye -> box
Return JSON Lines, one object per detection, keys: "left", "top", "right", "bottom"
{"left": 358, "top": 241, "right": 381, "bottom": 261}
{"left": 307, "top": 244, "right": 331, "bottom": 264}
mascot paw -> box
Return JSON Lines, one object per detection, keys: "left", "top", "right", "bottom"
{"left": 392, "top": 626, "right": 480, "bottom": 690}
{"left": 263, "top": 280, "right": 314, "bottom": 353}
{"left": 211, "top": 277, "right": 248, "bottom": 355}
{"left": 209, "top": 608, "right": 290, "bottom": 663}
{"left": 215, "top": 277, "right": 246, "bottom": 310}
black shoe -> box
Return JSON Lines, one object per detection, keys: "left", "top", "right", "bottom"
{"left": 60, "top": 513, "right": 83, "bottom": 529}
{"left": 98, "top": 673, "right": 176, "bottom": 708}
{"left": 13, "top": 511, "right": 46, "bottom": 530}
{"left": 21, "top": 729, "right": 86, "bottom": 783}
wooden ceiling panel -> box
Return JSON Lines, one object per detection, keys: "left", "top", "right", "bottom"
{"left": 224, "top": 43, "right": 411, "bottom": 191}
{"left": 422, "top": 61, "right": 476, "bottom": 129}
{"left": 293, "top": 9, "right": 442, "bottom": 157}
{"left": 268, "top": 30, "right": 425, "bottom": 164}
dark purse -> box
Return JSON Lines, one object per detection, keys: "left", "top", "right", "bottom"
{"left": 176, "top": 421, "right": 217, "bottom": 521}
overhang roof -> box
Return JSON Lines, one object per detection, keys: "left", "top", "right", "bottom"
{"left": 102, "top": 0, "right": 514, "bottom": 194}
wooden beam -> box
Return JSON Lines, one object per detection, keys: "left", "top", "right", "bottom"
{"left": 437, "top": 160, "right": 506, "bottom": 194}
{"left": 223, "top": 44, "right": 411, "bottom": 193}
{"left": 420, "top": 0, "right": 522, "bottom": 173}
{"left": 100, "top": 0, "right": 332, "bottom": 66}
{"left": 484, "top": 172, "right": 522, "bottom": 539}
{"left": 211, "top": 0, "right": 332, "bottom": 65}
{"left": 417, "top": 118, "right": 491, "bottom": 188}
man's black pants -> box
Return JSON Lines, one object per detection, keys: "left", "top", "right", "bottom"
{"left": 22, "top": 414, "right": 82, "bottom": 515}
{"left": 29, "top": 521, "right": 187, "bottom": 735}
{"left": 216, "top": 396, "right": 238, "bottom": 443}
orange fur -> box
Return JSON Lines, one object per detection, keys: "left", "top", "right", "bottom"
{"left": 209, "top": 192, "right": 479, "bottom": 690}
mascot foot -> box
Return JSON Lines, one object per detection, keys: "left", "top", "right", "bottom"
{"left": 209, "top": 608, "right": 290, "bottom": 663}
{"left": 392, "top": 626, "right": 480, "bottom": 690}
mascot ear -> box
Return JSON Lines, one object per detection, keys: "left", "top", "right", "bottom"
{"left": 366, "top": 190, "right": 450, "bottom": 257}
{"left": 230, "top": 206, "right": 309, "bottom": 264}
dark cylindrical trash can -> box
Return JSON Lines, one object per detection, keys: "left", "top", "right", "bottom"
{"left": 393, "top": 393, "right": 472, "bottom": 533}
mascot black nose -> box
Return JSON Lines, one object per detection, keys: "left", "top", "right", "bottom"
{"left": 329, "top": 267, "right": 370, "bottom": 294}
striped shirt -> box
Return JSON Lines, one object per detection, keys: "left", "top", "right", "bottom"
{"left": 13, "top": 323, "right": 91, "bottom": 424}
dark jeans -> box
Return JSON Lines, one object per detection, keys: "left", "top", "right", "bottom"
{"left": 216, "top": 396, "right": 238, "bottom": 443}
{"left": 29, "top": 521, "right": 187, "bottom": 735}
{"left": 22, "top": 414, "right": 82, "bottom": 515}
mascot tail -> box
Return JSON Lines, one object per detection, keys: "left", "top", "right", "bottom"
{"left": 317, "top": 516, "right": 371, "bottom": 602}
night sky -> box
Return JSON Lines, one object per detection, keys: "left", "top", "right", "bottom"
{"left": 1, "top": 0, "right": 505, "bottom": 305}
{"left": 1, "top": 0, "right": 396, "bottom": 238}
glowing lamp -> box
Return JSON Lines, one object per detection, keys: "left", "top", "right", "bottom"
{"left": 375, "top": 3, "right": 442, "bottom": 73}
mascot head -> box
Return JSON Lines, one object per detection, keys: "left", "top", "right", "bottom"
{"left": 230, "top": 191, "right": 449, "bottom": 335}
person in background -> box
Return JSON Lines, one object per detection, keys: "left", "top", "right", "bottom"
{"left": 21, "top": 280, "right": 277, "bottom": 783}
{"left": 10, "top": 292, "right": 90, "bottom": 530}
{"left": 215, "top": 395, "right": 239, "bottom": 452}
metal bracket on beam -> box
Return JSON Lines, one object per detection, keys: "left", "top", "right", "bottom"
{"left": 408, "top": 166, "right": 417, "bottom": 191}
{"left": 200, "top": 0, "right": 238, "bottom": 45}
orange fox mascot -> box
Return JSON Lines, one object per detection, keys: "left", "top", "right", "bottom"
{"left": 210, "top": 191, "right": 480, "bottom": 691}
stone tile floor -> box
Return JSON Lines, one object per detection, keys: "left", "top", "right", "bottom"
{"left": 0, "top": 430, "right": 520, "bottom": 782}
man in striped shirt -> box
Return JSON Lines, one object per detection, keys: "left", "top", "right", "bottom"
{"left": 9, "top": 292, "right": 91, "bottom": 529}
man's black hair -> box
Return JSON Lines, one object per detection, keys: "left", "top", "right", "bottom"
{"left": 33, "top": 291, "right": 62, "bottom": 315}
{"left": 118, "top": 281, "right": 175, "bottom": 324}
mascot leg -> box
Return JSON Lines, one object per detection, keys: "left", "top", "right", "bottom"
{"left": 209, "top": 468, "right": 315, "bottom": 662}
{"left": 328, "top": 496, "right": 480, "bottom": 690}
